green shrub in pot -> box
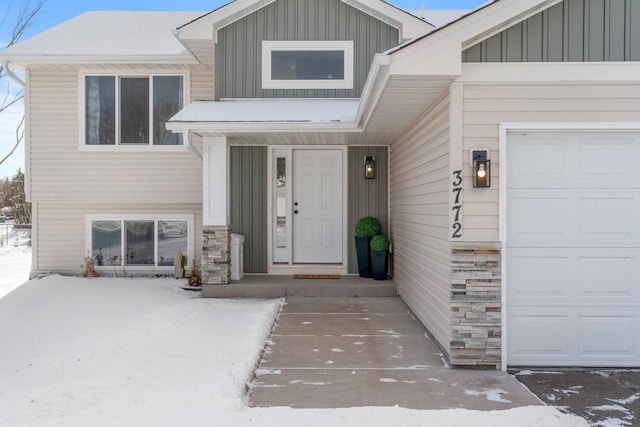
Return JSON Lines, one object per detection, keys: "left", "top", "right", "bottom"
{"left": 354, "top": 217, "right": 381, "bottom": 278}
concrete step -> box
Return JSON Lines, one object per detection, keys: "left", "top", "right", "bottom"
{"left": 202, "top": 276, "right": 397, "bottom": 298}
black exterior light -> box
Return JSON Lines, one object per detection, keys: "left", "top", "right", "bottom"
{"left": 471, "top": 149, "right": 491, "bottom": 188}
{"left": 364, "top": 155, "right": 375, "bottom": 179}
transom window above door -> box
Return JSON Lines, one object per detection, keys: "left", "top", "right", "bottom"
{"left": 262, "top": 41, "right": 354, "bottom": 90}
{"left": 83, "top": 74, "right": 185, "bottom": 146}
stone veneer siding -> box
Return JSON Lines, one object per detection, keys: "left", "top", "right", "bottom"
{"left": 202, "top": 226, "right": 231, "bottom": 285}
{"left": 450, "top": 242, "right": 502, "bottom": 369}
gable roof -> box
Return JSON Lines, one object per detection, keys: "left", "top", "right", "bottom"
{"left": 175, "top": 0, "right": 434, "bottom": 43}
{"left": 1, "top": 11, "right": 205, "bottom": 66}
{"left": 173, "top": 0, "right": 435, "bottom": 66}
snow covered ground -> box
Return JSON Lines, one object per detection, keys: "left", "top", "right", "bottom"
{"left": 0, "top": 232, "right": 589, "bottom": 426}
{"left": 0, "top": 224, "right": 32, "bottom": 300}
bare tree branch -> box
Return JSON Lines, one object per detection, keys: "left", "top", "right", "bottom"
{"left": 0, "top": 115, "right": 25, "bottom": 166}
{"left": 0, "top": 0, "right": 47, "bottom": 170}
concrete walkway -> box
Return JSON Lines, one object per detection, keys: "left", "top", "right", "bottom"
{"left": 249, "top": 297, "right": 542, "bottom": 410}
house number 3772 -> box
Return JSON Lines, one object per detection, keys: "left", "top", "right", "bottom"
{"left": 451, "top": 170, "right": 463, "bottom": 239}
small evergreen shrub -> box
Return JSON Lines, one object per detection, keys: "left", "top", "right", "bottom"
{"left": 355, "top": 216, "right": 381, "bottom": 237}
{"left": 370, "top": 234, "right": 390, "bottom": 252}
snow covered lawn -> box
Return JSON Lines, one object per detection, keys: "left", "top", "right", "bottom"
{"left": 0, "top": 225, "right": 32, "bottom": 300}
{"left": 0, "top": 243, "right": 589, "bottom": 426}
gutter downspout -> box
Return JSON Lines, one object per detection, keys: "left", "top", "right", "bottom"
{"left": 2, "top": 60, "right": 25, "bottom": 88}
{"left": 183, "top": 131, "right": 203, "bottom": 161}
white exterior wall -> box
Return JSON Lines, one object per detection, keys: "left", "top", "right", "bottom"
{"left": 27, "top": 65, "right": 214, "bottom": 275}
{"left": 390, "top": 91, "right": 452, "bottom": 353}
{"left": 460, "top": 64, "right": 640, "bottom": 241}
{"left": 32, "top": 202, "right": 203, "bottom": 275}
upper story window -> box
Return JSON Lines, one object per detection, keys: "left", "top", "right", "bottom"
{"left": 84, "top": 74, "right": 184, "bottom": 146}
{"left": 262, "top": 41, "right": 353, "bottom": 90}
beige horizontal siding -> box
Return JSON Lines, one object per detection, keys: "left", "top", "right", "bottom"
{"left": 28, "top": 68, "right": 206, "bottom": 204}
{"left": 390, "top": 91, "right": 452, "bottom": 354}
{"left": 462, "top": 81, "right": 640, "bottom": 241}
{"left": 33, "top": 202, "right": 203, "bottom": 276}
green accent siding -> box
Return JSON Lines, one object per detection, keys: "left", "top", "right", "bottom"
{"left": 216, "top": 0, "right": 400, "bottom": 99}
{"left": 230, "top": 146, "right": 268, "bottom": 273}
{"left": 347, "top": 146, "right": 389, "bottom": 274}
{"left": 463, "top": 0, "right": 640, "bottom": 62}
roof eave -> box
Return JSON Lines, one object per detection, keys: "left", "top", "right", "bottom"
{"left": 166, "top": 121, "right": 360, "bottom": 134}
{"left": 1, "top": 55, "right": 200, "bottom": 67}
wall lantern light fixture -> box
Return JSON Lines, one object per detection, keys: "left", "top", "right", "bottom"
{"left": 471, "top": 149, "right": 491, "bottom": 188}
{"left": 364, "top": 155, "right": 375, "bottom": 179}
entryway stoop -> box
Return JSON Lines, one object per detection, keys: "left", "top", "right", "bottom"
{"left": 201, "top": 275, "right": 397, "bottom": 298}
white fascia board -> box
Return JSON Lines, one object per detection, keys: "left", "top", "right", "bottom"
{"left": 177, "top": 0, "right": 276, "bottom": 41}
{"left": 389, "top": 0, "right": 562, "bottom": 76}
{"left": 459, "top": 62, "right": 640, "bottom": 82}
{"left": 354, "top": 53, "right": 391, "bottom": 128}
{"left": 1, "top": 55, "right": 199, "bottom": 65}
{"left": 340, "top": 0, "right": 434, "bottom": 39}
{"left": 166, "top": 121, "right": 360, "bottom": 134}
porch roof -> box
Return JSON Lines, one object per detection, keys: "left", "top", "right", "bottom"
{"left": 167, "top": 99, "right": 361, "bottom": 133}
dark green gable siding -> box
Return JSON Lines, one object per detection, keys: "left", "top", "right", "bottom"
{"left": 230, "top": 146, "right": 268, "bottom": 273}
{"left": 347, "top": 146, "right": 389, "bottom": 274}
{"left": 463, "top": 0, "right": 640, "bottom": 62}
{"left": 216, "top": 0, "right": 400, "bottom": 99}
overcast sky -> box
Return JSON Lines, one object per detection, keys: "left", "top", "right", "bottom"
{"left": 0, "top": 0, "right": 488, "bottom": 180}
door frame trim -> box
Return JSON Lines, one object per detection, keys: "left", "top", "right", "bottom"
{"left": 266, "top": 145, "right": 348, "bottom": 275}
{"left": 499, "top": 122, "right": 640, "bottom": 370}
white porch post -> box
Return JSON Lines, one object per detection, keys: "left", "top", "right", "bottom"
{"left": 202, "top": 136, "right": 231, "bottom": 285}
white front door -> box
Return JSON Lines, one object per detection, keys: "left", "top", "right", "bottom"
{"left": 507, "top": 130, "right": 640, "bottom": 367}
{"left": 292, "top": 149, "right": 343, "bottom": 263}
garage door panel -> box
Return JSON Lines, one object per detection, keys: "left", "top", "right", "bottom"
{"left": 509, "top": 248, "right": 640, "bottom": 303}
{"left": 508, "top": 314, "right": 571, "bottom": 361}
{"left": 509, "top": 310, "right": 640, "bottom": 366}
{"left": 509, "top": 190, "right": 640, "bottom": 246}
{"left": 578, "top": 254, "right": 639, "bottom": 297}
{"left": 578, "top": 316, "right": 636, "bottom": 359}
{"left": 509, "top": 133, "right": 640, "bottom": 188}
{"left": 508, "top": 253, "right": 571, "bottom": 298}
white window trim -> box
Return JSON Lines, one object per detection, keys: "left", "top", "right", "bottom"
{"left": 86, "top": 214, "right": 195, "bottom": 270}
{"left": 79, "top": 71, "right": 189, "bottom": 152}
{"left": 262, "top": 40, "right": 354, "bottom": 90}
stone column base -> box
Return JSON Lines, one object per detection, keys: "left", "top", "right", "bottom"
{"left": 450, "top": 242, "right": 502, "bottom": 369}
{"left": 202, "top": 226, "right": 231, "bottom": 285}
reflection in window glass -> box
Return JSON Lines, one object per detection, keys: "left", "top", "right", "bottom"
{"left": 91, "top": 220, "right": 121, "bottom": 266}
{"left": 158, "top": 220, "right": 188, "bottom": 266}
{"left": 153, "top": 76, "right": 183, "bottom": 145}
{"left": 125, "top": 221, "right": 154, "bottom": 265}
{"left": 271, "top": 50, "right": 344, "bottom": 80}
{"left": 120, "top": 77, "right": 149, "bottom": 144}
{"left": 276, "top": 157, "right": 287, "bottom": 248}
{"left": 85, "top": 76, "right": 116, "bottom": 145}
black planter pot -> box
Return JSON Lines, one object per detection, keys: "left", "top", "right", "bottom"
{"left": 354, "top": 236, "right": 372, "bottom": 278}
{"left": 370, "top": 250, "right": 388, "bottom": 280}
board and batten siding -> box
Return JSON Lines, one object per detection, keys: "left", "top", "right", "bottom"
{"left": 215, "top": 0, "right": 400, "bottom": 99}
{"left": 27, "top": 69, "right": 205, "bottom": 204}
{"left": 347, "top": 146, "right": 388, "bottom": 274}
{"left": 229, "top": 146, "right": 268, "bottom": 274}
{"left": 463, "top": 0, "right": 640, "bottom": 62}
{"left": 461, "top": 80, "right": 640, "bottom": 241}
{"left": 32, "top": 203, "right": 203, "bottom": 275}
{"left": 390, "top": 91, "right": 452, "bottom": 354}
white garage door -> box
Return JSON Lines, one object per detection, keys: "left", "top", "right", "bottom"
{"left": 507, "top": 130, "right": 640, "bottom": 367}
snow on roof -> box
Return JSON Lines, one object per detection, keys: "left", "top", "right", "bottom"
{"left": 170, "top": 99, "right": 360, "bottom": 124}
{"left": 406, "top": 9, "right": 472, "bottom": 27}
{"left": 1, "top": 11, "right": 206, "bottom": 61}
